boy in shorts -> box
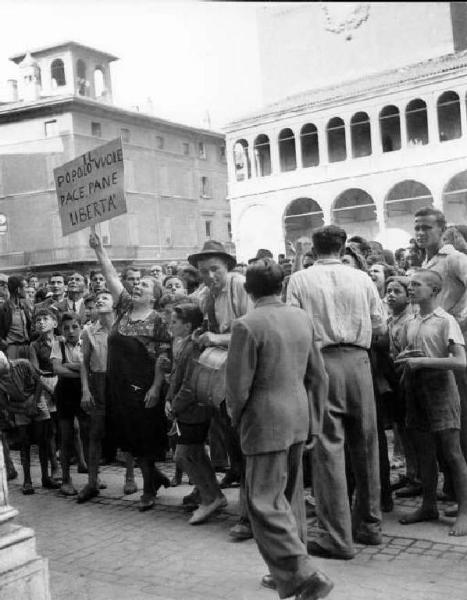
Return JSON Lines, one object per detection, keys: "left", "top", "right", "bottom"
{"left": 396, "top": 269, "right": 467, "bottom": 536}
{"left": 166, "top": 303, "right": 226, "bottom": 524}
{"left": 0, "top": 351, "right": 57, "bottom": 493}
{"left": 30, "top": 308, "right": 60, "bottom": 481}
{"left": 51, "top": 311, "right": 89, "bottom": 496}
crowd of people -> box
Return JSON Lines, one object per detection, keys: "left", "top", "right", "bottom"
{"left": 1, "top": 205, "right": 467, "bottom": 600}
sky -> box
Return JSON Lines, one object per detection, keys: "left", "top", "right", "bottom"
{"left": 0, "top": 0, "right": 264, "bottom": 130}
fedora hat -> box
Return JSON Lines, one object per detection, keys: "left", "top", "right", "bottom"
{"left": 188, "top": 240, "right": 236, "bottom": 271}
{"left": 248, "top": 248, "right": 274, "bottom": 265}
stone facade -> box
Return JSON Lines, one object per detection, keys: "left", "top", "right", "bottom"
{"left": 0, "top": 42, "right": 229, "bottom": 274}
{"left": 0, "top": 442, "right": 50, "bottom": 600}
{"left": 226, "top": 3, "right": 467, "bottom": 261}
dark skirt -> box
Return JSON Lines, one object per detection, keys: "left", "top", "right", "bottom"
{"left": 107, "top": 330, "right": 167, "bottom": 459}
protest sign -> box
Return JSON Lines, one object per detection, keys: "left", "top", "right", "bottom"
{"left": 54, "top": 137, "right": 126, "bottom": 236}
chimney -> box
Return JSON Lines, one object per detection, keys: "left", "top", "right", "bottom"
{"left": 7, "top": 79, "right": 18, "bottom": 102}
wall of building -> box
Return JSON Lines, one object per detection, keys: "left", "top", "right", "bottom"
{"left": 227, "top": 69, "right": 467, "bottom": 259}
{"left": 0, "top": 106, "right": 229, "bottom": 271}
{"left": 257, "top": 3, "right": 459, "bottom": 104}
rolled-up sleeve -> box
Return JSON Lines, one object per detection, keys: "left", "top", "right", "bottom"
{"left": 225, "top": 320, "right": 257, "bottom": 428}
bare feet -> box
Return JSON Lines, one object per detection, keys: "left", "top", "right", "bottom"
{"left": 449, "top": 514, "right": 467, "bottom": 537}
{"left": 399, "top": 507, "right": 439, "bottom": 525}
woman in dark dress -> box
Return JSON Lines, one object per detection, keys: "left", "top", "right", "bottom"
{"left": 90, "top": 231, "right": 169, "bottom": 511}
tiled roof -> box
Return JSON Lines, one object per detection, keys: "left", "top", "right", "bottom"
{"left": 226, "top": 50, "right": 467, "bottom": 130}
{"left": 9, "top": 41, "right": 118, "bottom": 64}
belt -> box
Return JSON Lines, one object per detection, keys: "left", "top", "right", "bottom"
{"left": 8, "top": 341, "right": 29, "bottom": 346}
{"left": 322, "top": 343, "right": 367, "bottom": 352}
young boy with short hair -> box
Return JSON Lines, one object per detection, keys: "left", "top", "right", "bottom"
{"left": 51, "top": 311, "right": 88, "bottom": 496}
{"left": 166, "top": 303, "right": 226, "bottom": 524}
{"left": 30, "top": 308, "right": 61, "bottom": 481}
{"left": 396, "top": 269, "right": 467, "bottom": 536}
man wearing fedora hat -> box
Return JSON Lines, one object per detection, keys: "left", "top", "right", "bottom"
{"left": 188, "top": 240, "right": 253, "bottom": 539}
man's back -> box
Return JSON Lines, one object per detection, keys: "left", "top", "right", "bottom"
{"left": 227, "top": 297, "right": 320, "bottom": 455}
{"left": 287, "top": 260, "right": 385, "bottom": 348}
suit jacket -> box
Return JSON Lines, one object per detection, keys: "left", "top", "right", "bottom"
{"left": 225, "top": 296, "right": 328, "bottom": 456}
{"left": 0, "top": 300, "right": 32, "bottom": 351}
{"left": 50, "top": 297, "right": 87, "bottom": 323}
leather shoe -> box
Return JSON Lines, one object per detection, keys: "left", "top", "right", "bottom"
{"left": 296, "top": 571, "right": 334, "bottom": 600}
{"left": 42, "top": 477, "right": 61, "bottom": 490}
{"left": 229, "top": 521, "right": 253, "bottom": 540}
{"left": 189, "top": 495, "right": 227, "bottom": 525}
{"left": 354, "top": 531, "right": 383, "bottom": 546}
{"left": 77, "top": 484, "right": 99, "bottom": 504}
{"left": 261, "top": 574, "right": 277, "bottom": 591}
{"left": 22, "top": 482, "right": 35, "bottom": 495}
{"left": 123, "top": 478, "right": 138, "bottom": 495}
{"left": 138, "top": 493, "right": 155, "bottom": 512}
{"left": 307, "top": 540, "right": 354, "bottom": 560}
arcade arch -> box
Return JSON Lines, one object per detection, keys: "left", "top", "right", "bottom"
{"left": 443, "top": 171, "right": 467, "bottom": 224}
{"left": 283, "top": 197, "right": 324, "bottom": 244}
{"left": 332, "top": 188, "right": 377, "bottom": 239}
{"left": 385, "top": 180, "right": 433, "bottom": 232}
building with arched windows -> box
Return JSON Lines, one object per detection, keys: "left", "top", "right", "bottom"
{"left": 0, "top": 42, "right": 228, "bottom": 273}
{"left": 225, "top": 2, "right": 467, "bottom": 260}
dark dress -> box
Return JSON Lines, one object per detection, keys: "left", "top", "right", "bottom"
{"left": 107, "top": 292, "right": 170, "bottom": 458}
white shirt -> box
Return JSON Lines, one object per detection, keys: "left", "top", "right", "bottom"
{"left": 287, "top": 259, "right": 386, "bottom": 349}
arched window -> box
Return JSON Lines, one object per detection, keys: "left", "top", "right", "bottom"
{"left": 76, "top": 59, "right": 87, "bottom": 96}
{"left": 385, "top": 180, "right": 433, "bottom": 232}
{"left": 443, "top": 171, "right": 467, "bottom": 223}
{"left": 437, "top": 91, "right": 461, "bottom": 141}
{"left": 350, "top": 112, "right": 372, "bottom": 158}
{"left": 332, "top": 188, "right": 378, "bottom": 239}
{"left": 327, "top": 117, "right": 347, "bottom": 162}
{"left": 94, "top": 67, "right": 106, "bottom": 97}
{"left": 379, "top": 105, "right": 401, "bottom": 152}
{"left": 406, "top": 99, "right": 428, "bottom": 146}
{"left": 300, "top": 124, "right": 319, "bottom": 167}
{"left": 254, "top": 134, "right": 272, "bottom": 177}
{"left": 278, "top": 128, "right": 297, "bottom": 172}
{"left": 51, "top": 59, "right": 66, "bottom": 87}
{"left": 233, "top": 140, "right": 251, "bottom": 182}
{"left": 284, "top": 197, "right": 324, "bottom": 243}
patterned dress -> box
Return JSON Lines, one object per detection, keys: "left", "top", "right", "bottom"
{"left": 107, "top": 292, "right": 171, "bottom": 458}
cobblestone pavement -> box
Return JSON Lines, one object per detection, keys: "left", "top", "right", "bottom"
{"left": 6, "top": 455, "right": 467, "bottom": 600}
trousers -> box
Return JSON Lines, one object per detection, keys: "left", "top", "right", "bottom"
{"left": 245, "top": 442, "right": 317, "bottom": 599}
{"left": 312, "top": 346, "right": 382, "bottom": 555}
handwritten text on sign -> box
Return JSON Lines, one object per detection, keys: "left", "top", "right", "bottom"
{"left": 54, "top": 137, "right": 126, "bottom": 236}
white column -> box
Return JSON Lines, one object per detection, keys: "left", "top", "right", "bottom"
{"left": 294, "top": 127, "right": 303, "bottom": 169}
{"left": 400, "top": 105, "right": 408, "bottom": 148}
{"left": 317, "top": 122, "right": 328, "bottom": 165}
{"left": 344, "top": 119, "right": 352, "bottom": 160}
{"left": 426, "top": 94, "right": 439, "bottom": 145}
{"left": 322, "top": 202, "right": 332, "bottom": 225}
{"left": 374, "top": 197, "right": 386, "bottom": 235}
{"left": 0, "top": 442, "right": 51, "bottom": 599}
{"left": 269, "top": 130, "right": 280, "bottom": 175}
{"left": 458, "top": 88, "right": 467, "bottom": 138}
{"left": 247, "top": 137, "right": 256, "bottom": 178}
{"left": 369, "top": 109, "right": 382, "bottom": 155}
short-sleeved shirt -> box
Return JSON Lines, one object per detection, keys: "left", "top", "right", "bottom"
{"left": 287, "top": 259, "right": 386, "bottom": 349}
{"left": 387, "top": 305, "right": 414, "bottom": 360}
{"left": 50, "top": 339, "right": 82, "bottom": 363}
{"left": 422, "top": 244, "right": 467, "bottom": 334}
{"left": 401, "top": 307, "right": 465, "bottom": 358}
{"left": 81, "top": 321, "right": 108, "bottom": 373}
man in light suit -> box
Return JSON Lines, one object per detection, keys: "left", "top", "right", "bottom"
{"left": 226, "top": 260, "right": 333, "bottom": 600}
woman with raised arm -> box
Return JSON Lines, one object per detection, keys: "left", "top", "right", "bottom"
{"left": 89, "top": 231, "right": 170, "bottom": 511}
